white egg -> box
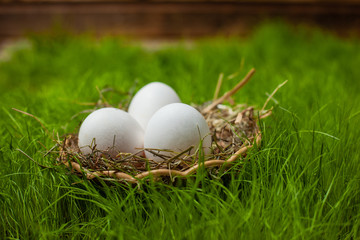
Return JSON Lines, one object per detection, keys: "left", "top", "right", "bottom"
{"left": 128, "top": 82, "right": 181, "bottom": 130}
{"left": 78, "top": 107, "right": 144, "bottom": 157}
{"left": 144, "top": 103, "right": 211, "bottom": 162}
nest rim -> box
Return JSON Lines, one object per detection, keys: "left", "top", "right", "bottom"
{"left": 61, "top": 131, "right": 262, "bottom": 184}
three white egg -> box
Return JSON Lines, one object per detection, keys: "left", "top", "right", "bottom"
{"left": 78, "top": 82, "right": 211, "bottom": 161}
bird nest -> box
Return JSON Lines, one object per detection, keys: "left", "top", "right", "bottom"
{"left": 59, "top": 105, "right": 266, "bottom": 183}
{"left": 14, "top": 68, "right": 285, "bottom": 184}
{"left": 56, "top": 69, "right": 283, "bottom": 184}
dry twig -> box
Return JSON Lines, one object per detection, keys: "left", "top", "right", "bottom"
{"left": 202, "top": 68, "right": 255, "bottom": 113}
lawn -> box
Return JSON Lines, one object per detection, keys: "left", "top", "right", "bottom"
{"left": 1, "top": 22, "right": 360, "bottom": 239}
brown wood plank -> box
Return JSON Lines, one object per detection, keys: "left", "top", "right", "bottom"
{"left": 1, "top": 2, "right": 360, "bottom": 42}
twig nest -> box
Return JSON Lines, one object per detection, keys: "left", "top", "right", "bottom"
{"left": 78, "top": 107, "right": 144, "bottom": 157}
{"left": 56, "top": 68, "right": 277, "bottom": 183}
{"left": 58, "top": 104, "right": 261, "bottom": 181}
{"left": 144, "top": 103, "right": 212, "bottom": 162}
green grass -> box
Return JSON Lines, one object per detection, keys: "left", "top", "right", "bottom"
{"left": 1, "top": 22, "right": 360, "bottom": 239}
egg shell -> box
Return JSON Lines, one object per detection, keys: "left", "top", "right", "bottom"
{"left": 78, "top": 107, "right": 144, "bottom": 157}
{"left": 128, "top": 82, "right": 181, "bottom": 130}
{"left": 144, "top": 103, "right": 211, "bottom": 162}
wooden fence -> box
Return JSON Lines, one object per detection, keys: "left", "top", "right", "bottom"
{"left": 1, "top": 1, "right": 360, "bottom": 41}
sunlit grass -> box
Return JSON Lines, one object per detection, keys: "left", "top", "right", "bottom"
{"left": 1, "top": 22, "right": 360, "bottom": 239}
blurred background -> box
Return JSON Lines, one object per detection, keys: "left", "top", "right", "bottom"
{"left": 1, "top": 0, "right": 360, "bottom": 45}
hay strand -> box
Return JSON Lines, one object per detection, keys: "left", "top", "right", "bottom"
{"left": 261, "top": 80, "right": 288, "bottom": 112}
{"left": 202, "top": 68, "right": 255, "bottom": 113}
{"left": 213, "top": 73, "right": 224, "bottom": 101}
{"left": 12, "top": 108, "right": 50, "bottom": 136}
